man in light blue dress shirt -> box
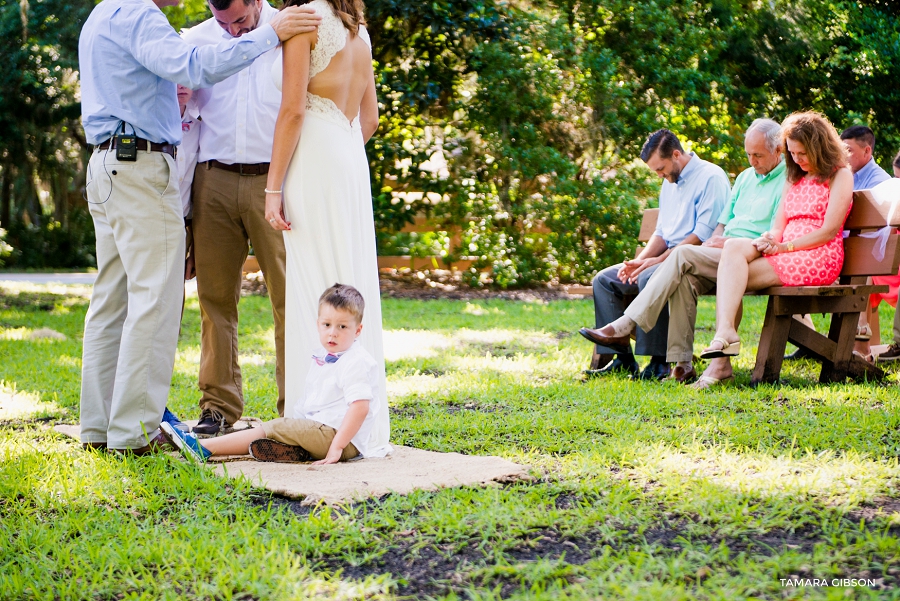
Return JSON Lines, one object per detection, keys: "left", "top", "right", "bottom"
{"left": 836, "top": 125, "right": 900, "bottom": 363}
{"left": 840, "top": 126, "right": 891, "bottom": 191}
{"left": 78, "top": 0, "right": 320, "bottom": 454}
{"left": 579, "top": 129, "right": 730, "bottom": 380}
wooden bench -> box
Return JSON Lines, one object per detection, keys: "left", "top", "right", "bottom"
{"left": 590, "top": 182, "right": 900, "bottom": 384}
{"left": 753, "top": 184, "right": 900, "bottom": 384}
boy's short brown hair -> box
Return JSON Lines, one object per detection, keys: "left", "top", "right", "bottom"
{"left": 318, "top": 284, "right": 365, "bottom": 323}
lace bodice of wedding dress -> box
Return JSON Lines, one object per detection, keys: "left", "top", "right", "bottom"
{"left": 271, "top": 0, "right": 371, "bottom": 129}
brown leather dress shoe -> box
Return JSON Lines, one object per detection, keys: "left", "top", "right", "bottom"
{"left": 667, "top": 365, "right": 697, "bottom": 384}
{"left": 108, "top": 444, "right": 155, "bottom": 457}
{"left": 578, "top": 327, "right": 631, "bottom": 353}
{"left": 82, "top": 442, "right": 107, "bottom": 450}
{"left": 107, "top": 432, "right": 174, "bottom": 456}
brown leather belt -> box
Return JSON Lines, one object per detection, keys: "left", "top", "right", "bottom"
{"left": 95, "top": 137, "right": 176, "bottom": 158}
{"left": 207, "top": 160, "right": 270, "bottom": 176}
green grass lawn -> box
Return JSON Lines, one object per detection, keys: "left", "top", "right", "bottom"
{"left": 1, "top": 283, "right": 899, "bottom": 600}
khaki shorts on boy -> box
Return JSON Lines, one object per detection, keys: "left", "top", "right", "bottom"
{"left": 263, "top": 418, "right": 359, "bottom": 461}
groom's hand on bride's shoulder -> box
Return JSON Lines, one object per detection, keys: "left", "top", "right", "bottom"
{"left": 270, "top": 6, "right": 322, "bottom": 42}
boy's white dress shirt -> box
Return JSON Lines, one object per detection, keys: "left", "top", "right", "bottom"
{"left": 293, "top": 341, "right": 392, "bottom": 458}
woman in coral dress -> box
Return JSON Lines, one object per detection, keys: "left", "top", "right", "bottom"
{"left": 700, "top": 111, "right": 854, "bottom": 359}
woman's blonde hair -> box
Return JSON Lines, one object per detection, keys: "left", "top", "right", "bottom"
{"left": 283, "top": 0, "right": 366, "bottom": 36}
{"left": 782, "top": 111, "right": 848, "bottom": 184}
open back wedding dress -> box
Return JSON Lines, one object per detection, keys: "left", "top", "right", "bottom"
{"left": 272, "top": 0, "right": 389, "bottom": 454}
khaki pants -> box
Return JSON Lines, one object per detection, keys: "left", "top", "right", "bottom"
{"left": 263, "top": 417, "right": 359, "bottom": 460}
{"left": 80, "top": 149, "right": 185, "bottom": 449}
{"left": 591, "top": 262, "right": 667, "bottom": 357}
{"left": 624, "top": 245, "right": 722, "bottom": 363}
{"left": 192, "top": 164, "right": 287, "bottom": 424}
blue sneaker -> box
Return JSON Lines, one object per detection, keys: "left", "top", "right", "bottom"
{"left": 160, "top": 422, "right": 212, "bottom": 463}
{"left": 161, "top": 407, "right": 189, "bottom": 433}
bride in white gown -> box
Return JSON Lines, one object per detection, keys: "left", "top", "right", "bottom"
{"left": 264, "top": 0, "right": 388, "bottom": 453}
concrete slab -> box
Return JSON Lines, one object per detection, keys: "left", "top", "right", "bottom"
{"left": 0, "top": 273, "right": 97, "bottom": 285}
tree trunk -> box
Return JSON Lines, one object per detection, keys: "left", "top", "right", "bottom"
{"left": 0, "top": 166, "right": 10, "bottom": 228}
{"left": 53, "top": 170, "right": 67, "bottom": 227}
{"left": 19, "top": 173, "right": 40, "bottom": 228}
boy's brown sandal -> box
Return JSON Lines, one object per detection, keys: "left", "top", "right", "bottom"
{"left": 249, "top": 439, "right": 313, "bottom": 463}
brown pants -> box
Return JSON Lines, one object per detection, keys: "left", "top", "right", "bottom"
{"left": 263, "top": 417, "right": 360, "bottom": 460}
{"left": 192, "top": 164, "right": 286, "bottom": 424}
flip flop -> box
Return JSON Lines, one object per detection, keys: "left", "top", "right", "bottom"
{"left": 699, "top": 337, "right": 741, "bottom": 359}
{"left": 855, "top": 324, "right": 872, "bottom": 341}
{"left": 690, "top": 374, "right": 735, "bottom": 390}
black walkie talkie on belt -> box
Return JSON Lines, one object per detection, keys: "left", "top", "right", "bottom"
{"left": 115, "top": 122, "right": 137, "bottom": 161}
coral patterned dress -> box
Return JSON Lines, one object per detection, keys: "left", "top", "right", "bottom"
{"left": 766, "top": 176, "right": 846, "bottom": 286}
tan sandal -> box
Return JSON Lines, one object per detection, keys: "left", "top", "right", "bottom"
{"left": 855, "top": 324, "right": 872, "bottom": 341}
{"left": 852, "top": 350, "right": 874, "bottom": 365}
{"left": 691, "top": 374, "right": 735, "bottom": 390}
{"left": 699, "top": 337, "right": 741, "bottom": 359}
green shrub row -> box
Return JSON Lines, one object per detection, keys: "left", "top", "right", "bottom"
{"left": 0, "top": 209, "right": 96, "bottom": 270}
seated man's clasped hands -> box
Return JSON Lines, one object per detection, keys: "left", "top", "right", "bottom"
{"left": 700, "top": 111, "right": 854, "bottom": 360}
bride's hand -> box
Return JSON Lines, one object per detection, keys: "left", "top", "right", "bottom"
{"left": 270, "top": 6, "right": 321, "bottom": 42}
{"left": 265, "top": 193, "right": 291, "bottom": 231}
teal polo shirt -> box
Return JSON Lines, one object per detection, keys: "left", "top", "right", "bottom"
{"left": 719, "top": 160, "right": 787, "bottom": 238}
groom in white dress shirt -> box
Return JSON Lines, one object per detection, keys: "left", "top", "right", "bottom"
{"left": 183, "top": 0, "right": 320, "bottom": 435}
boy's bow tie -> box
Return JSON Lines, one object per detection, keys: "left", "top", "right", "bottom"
{"left": 313, "top": 353, "right": 341, "bottom": 366}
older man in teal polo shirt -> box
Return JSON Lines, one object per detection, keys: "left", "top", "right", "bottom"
{"left": 582, "top": 119, "right": 786, "bottom": 387}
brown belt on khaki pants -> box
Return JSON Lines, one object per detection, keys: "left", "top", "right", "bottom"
{"left": 94, "top": 137, "right": 176, "bottom": 158}
{"left": 206, "top": 160, "right": 270, "bottom": 176}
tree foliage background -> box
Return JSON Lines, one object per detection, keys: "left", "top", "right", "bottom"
{"left": 0, "top": 0, "right": 898, "bottom": 285}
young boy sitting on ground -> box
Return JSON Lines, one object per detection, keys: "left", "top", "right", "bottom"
{"left": 162, "top": 284, "right": 391, "bottom": 464}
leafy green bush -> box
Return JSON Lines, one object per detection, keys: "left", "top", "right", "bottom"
{"left": 368, "top": 0, "right": 900, "bottom": 288}
{"left": 1, "top": 209, "right": 96, "bottom": 269}
{"left": 0, "top": 230, "right": 11, "bottom": 268}
{"left": 374, "top": 10, "right": 658, "bottom": 288}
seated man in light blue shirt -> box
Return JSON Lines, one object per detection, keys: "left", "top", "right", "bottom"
{"left": 579, "top": 129, "right": 730, "bottom": 380}
{"left": 837, "top": 126, "right": 897, "bottom": 361}
{"left": 840, "top": 125, "right": 891, "bottom": 190}
{"left": 77, "top": 0, "right": 320, "bottom": 454}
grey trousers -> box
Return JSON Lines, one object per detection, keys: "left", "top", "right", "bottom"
{"left": 623, "top": 245, "right": 721, "bottom": 363}
{"left": 591, "top": 262, "right": 667, "bottom": 357}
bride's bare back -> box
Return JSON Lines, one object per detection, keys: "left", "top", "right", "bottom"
{"left": 307, "top": 31, "right": 372, "bottom": 123}
{"left": 266, "top": 1, "right": 378, "bottom": 229}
